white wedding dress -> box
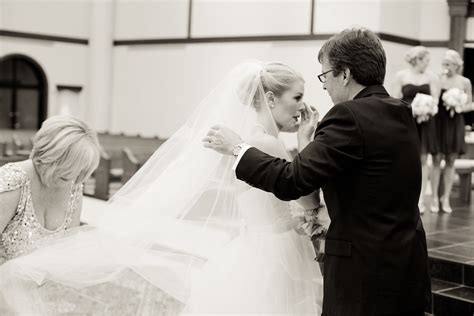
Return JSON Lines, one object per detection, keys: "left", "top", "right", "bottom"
{"left": 184, "top": 188, "right": 323, "bottom": 314}
{"left": 0, "top": 61, "right": 323, "bottom": 315}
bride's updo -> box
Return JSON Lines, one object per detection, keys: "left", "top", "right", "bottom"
{"left": 256, "top": 62, "right": 304, "bottom": 109}
{"left": 238, "top": 62, "right": 304, "bottom": 110}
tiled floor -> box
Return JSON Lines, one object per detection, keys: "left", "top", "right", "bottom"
{"left": 422, "top": 189, "right": 474, "bottom": 315}
{"left": 422, "top": 196, "right": 474, "bottom": 265}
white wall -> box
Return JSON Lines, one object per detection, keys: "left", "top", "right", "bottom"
{"left": 114, "top": 0, "right": 189, "bottom": 39}
{"left": 0, "top": 0, "right": 4, "bottom": 29}
{"left": 1, "top": 0, "right": 90, "bottom": 38}
{"left": 419, "top": 0, "right": 450, "bottom": 41}
{"left": 57, "top": 89, "right": 82, "bottom": 117}
{"left": 0, "top": 37, "right": 88, "bottom": 119}
{"left": 313, "top": 0, "right": 381, "bottom": 33}
{"left": 379, "top": 0, "right": 420, "bottom": 39}
{"left": 111, "top": 40, "right": 331, "bottom": 138}
{"left": 192, "top": 0, "right": 311, "bottom": 37}
{"left": 467, "top": 18, "right": 474, "bottom": 41}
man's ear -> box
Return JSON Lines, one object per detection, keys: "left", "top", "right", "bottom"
{"left": 343, "top": 68, "right": 351, "bottom": 86}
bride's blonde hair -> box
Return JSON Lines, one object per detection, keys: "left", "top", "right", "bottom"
{"left": 252, "top": 62, "right": 304, "bottom": 110}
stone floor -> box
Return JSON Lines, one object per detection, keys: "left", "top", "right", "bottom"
{"left": 421, "top": 189, "right": 474, "bottom": 315}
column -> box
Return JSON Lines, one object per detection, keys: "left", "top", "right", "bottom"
{"left": 447, "top": 0, "right": 469, "bottom": 56}
{"left": 87, "top": 0, "right": 115, "bottom": 132}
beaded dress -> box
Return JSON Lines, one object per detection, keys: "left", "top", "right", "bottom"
{"left": 0, "top": 163, "right": 182, "bottom": 315}
{"left": 0, "top": 163, "right": 81, "bottom": 264}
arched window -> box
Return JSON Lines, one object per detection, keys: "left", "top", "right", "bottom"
{"left": 0, "top": 54, "right": 48, "bottom": 129}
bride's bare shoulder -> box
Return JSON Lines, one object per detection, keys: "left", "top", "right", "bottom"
{"left": 247, "top": 132, "right": 286, "bottom": 158}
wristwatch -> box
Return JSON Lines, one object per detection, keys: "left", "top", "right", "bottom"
{"left": 232, "top": 143, "right": 245, "bottom": 157}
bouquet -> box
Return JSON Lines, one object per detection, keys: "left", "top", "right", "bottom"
{"left": 290, "top": 201, "right": 328, "bottom": 262}
{"left": 411, "top": 93, "right": 437, "bottom": 124}
{"left": 442, "top": 88, "right": 468, "bottom": 118}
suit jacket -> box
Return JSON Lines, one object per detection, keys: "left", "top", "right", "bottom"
{"left": 236, "top": 85, "right": 430, "bottom": 316}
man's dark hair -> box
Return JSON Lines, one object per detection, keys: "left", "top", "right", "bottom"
{"left": 318, "top": 28, "right": 386, "bottom": 86}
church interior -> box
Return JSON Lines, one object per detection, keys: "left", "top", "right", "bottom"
{"left": 1, "top": 0, "right": 474, "bottom": 315}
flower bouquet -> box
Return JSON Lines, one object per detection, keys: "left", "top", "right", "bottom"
{"left": 411, "top": 93, "right": 437, "bottom": 124}
{"left": 442, "top": 88, "right": 468, "bottom": 118}
{"left": 290, "top": 201, "right": 328, "bottom": 262}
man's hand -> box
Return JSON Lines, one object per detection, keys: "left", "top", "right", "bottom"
{"left": 297, "top": 103, "right": 319, "bottom": 151}
{"left": 203, "top": 125, "right": 243, "bottom": 155}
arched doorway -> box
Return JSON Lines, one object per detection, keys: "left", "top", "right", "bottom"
{"left": 0, "top": 54, "right": 48, "bottom": 130}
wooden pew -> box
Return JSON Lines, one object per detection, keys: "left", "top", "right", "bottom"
{"left": 121, "top": 147, "right": 142, "bottom": 184}
{"left": 0, "top": 142, "right": 7, "bottom": 157}
{"left": 93, "top": 149, "right": 112, "bottom": 200}
{"left": 92, "top": 148, "right": 123, "bottom": 200}
{"left": 0, "top": 139, "right": 29, "bottom": 166}
{"left": 453, "top": 159, "right": 474, "bottom": 204}
{"left": 12, "top": 134, "right": 31, "bottom": 157}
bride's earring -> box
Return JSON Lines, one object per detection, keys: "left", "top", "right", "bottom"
{"left": 266, "top": 91, "right": 275, "bottom": 109}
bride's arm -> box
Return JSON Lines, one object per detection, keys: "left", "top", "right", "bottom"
{"left": 248, "top": 134, "right": 321, "bottom": 210}
{"left": 295, "top": 190, "right": 321, "bottom": 210}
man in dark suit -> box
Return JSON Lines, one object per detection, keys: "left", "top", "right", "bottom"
{"left": 203, "top": 28, "right": 430, "bottom": 316}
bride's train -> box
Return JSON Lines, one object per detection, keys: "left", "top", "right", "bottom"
{"left": 0, "top": 198, "right": 322, "bottom": 315}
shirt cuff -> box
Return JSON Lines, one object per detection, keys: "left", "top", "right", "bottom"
{"left": 232, "top": 143, "right": 252, "bottom": 171}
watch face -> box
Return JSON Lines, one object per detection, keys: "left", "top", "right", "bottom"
{"left": 233, "top": 145, "right": 241, "bottom": 156}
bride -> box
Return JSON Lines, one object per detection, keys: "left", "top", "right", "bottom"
{"left": 0, "top": 61, "right": 324, "bottom": 315}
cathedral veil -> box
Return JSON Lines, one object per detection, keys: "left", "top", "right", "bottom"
{"left": 99, "top": 60, "right": 285, "bottom": 299}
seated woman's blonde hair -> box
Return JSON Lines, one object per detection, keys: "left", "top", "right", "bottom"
{"left": 30, "top": 116, "right": 101, "bottom": 187}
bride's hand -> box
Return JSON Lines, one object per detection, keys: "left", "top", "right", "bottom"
{"left": 297, "top": 103, "right": 319, "bottom": 151}
{"left": 203, "top": 125, "right": 243, "bottom": 155}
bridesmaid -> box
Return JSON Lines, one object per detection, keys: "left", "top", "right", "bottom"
{"left": 432, "top": 50, "right": 473, "bottom": 213}
{"left": 393, "top": 46, "right": 440, "bottom": 213}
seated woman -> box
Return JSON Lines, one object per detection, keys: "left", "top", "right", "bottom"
{"left": 0, "top": 116, "right": 100, "bottom": 263}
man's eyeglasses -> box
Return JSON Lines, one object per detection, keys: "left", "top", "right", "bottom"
{"left": 317, "top": 69, "right": 334, "bottom": 83}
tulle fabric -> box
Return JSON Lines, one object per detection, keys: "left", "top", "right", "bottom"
{"left": 0, "top": 61, "right": 323, "bottom": 315}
